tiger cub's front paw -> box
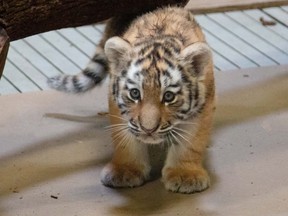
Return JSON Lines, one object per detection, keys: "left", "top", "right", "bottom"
{"left": 100, "top": 163, "right": 149, "bottom": 188}
{"left": 162, "top": 167, "right": 210, "bottom": 194}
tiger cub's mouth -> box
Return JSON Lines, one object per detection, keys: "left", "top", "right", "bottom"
{"left": 135, "top": 134, "right": 165, "bottom": 144}
{"left": 128, "top": 120, "right": 179, "bottom": 145}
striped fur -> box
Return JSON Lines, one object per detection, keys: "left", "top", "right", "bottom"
{"left": 47, "top": 15, "right": 137, "bottom": 93}
{"left": 47, "top": 48, "right": 108, "bottom": 93}
{"left": 49, "top": 7, "right": 215, "bottom": 193}
{"left": 110, "top": 36, "right": 209, "bottom": 121}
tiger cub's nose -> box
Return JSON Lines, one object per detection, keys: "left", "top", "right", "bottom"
{"left": 140, "top": 124, "right": 159, "bottom": 136}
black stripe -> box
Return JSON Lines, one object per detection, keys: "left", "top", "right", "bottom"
{"left": 162, "top": 47, "right": 173, "bottom": 57}
{"left": 163, "top": 58, "right": 175, "bottom": 69}
{"left": 177, "top": 64, "right": 184, "bottom": 72}
{"left": 176, "top": 88, "right": 183, "bottom": 95}
{"left": 163, "top": 69, "right": 172, "bottom": 79}
{"left": 112, "top": 83, "right": 117, "bottom": 95}
{"left": 188, "top": 84, "right": 193, "bottom": 111}
{"left": 155, "top": 50, "right": 161, "bottom": 60}
{"left": 169, "top": 83, "right": 181, "bottom": 88}
{"left": 181, "top": 72, "right": 190, "bottom": 84}
{"left": 193, "top": 83, "right": 199, "bottom": 108}
{"left": 92, "top": 55, "right": 108, "bottom": 70}
{"left": 83, "top": 70, "right": 102, "bottom": 84}
{"left": 176, "top": 114, "right": 185, "bottom": 120}
{"left": 153, "top": 42, "right": 162, "bottom": 48}
{"left": 171, "top": 46, "right": 180, "bottom": 54}
{"left": 135, "top": 58, "right": 145, "bottom": 65}
{"left": 112, "top": 77, "right": 120, "bottom": 100}
{"left": 197, "top": 103, "right": 205, "bottom": 114}
{"left": 163, "top": 77, "right": 168, "bottom": 87}
{"left": 164, "top": 39, "right": 181, "bottom": 53}
{"left": 127, "top": 78, "right": 136, "bottom": 85}
{"left": 139, "top": 45, "right": 153, "bottom": 56}
{"left": 72, "top": 76, "right": 83, "bottom": 92}
{"left": 155, "top": 66, "right": 162, "bottom": 87}
{"left": 121, "top": 69, "right": 127, "bottom": 77}
{"left": 121, "top": 110, "right": 128, "bottom": 115}
{"left": 63, "top": 76, "right": 69, "bottom": 88}
{"left": 118, "top": 103, "right": 127, "bottom": 109}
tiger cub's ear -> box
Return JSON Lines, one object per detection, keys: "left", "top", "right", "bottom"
{"left": 180, "top": 42, "right": 212, "bottom": 76}
{"left": 104, "top": 36, "right": 132, "bottom": 71}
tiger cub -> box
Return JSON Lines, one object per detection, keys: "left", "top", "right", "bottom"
{"left": 48, "top": 7, "right": 215, "bottom": 194}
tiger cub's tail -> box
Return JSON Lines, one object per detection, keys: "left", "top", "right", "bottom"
{"left": 47, "top": 48, "right": 108, "bottom": 93}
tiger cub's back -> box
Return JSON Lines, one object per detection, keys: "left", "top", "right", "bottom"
{"left": 124, "top": 7, "right": 206, "bottom": 47}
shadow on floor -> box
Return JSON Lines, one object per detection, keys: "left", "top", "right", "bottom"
{"left": 0, "top": 72, "right": 288, "bottom": 215}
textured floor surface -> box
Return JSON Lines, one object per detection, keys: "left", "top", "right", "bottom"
{"left": 0, "top": 66, "right": 288, "bottom": 216}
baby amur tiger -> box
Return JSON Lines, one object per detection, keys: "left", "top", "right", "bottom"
{"left": 48, "top": 7, "right": 215, "bottom": 194}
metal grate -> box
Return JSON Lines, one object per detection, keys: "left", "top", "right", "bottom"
{"left": 1, "top": 7, "right": 288, "bottom": 95}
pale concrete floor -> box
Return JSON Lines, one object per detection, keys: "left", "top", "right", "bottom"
{"left": 0, "top": 66, "right": 288, "bottom": 216}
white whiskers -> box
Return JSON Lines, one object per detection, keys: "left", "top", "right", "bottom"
{"left": 105, "top": 119, "right": 134, "bottom": 149}
{"left": 107, "top": 114, "right": 127, "bottom": 121}
{"left": 171, "top": 129, "right": 190, "bottom": 144}
{"left": 176, "top": 121, "right": 197, "bottom": 126}
{"left": 105, "top": 123, "right": 128, "bottom": 131}
{"left": 162, "top": 124, "right": 192, "bottom": 147}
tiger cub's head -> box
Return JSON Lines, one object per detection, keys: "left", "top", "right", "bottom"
{"left": 105, "top": 36, "right": 212, "bottom": 144}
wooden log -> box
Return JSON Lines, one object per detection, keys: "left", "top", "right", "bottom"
{"left": 0, "top": 27, "right": 9, "bottom": 79}
{"left": 186, "top": 0, "right": 288, "bottom": 14}
{"left": 1, "top": 0, "right": 188, "bottom": 41}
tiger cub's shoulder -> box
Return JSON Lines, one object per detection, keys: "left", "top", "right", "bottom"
{"left": 123, "top": 7, "right": 205, "bottom": 46}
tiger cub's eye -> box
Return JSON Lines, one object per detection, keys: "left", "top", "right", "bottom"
{"left": 130, "top": 88, "right": 141, "bottom": 100}
{"left": 163, "top": 91, "right": 176, "bottom": 103}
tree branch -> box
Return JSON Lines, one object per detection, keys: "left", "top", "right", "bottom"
{"left": 1, "top": 0, "right": 188, "bottom": 41}
{"left": 0, "top": 27, "right": 9, "bottom": 79}
{"left": 0, "top": 0, "right": 188, "bottom": 79}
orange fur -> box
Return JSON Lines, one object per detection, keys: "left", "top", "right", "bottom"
{"left": 100, "top": 7, "right": 215, "bottom": 193}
